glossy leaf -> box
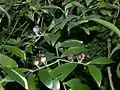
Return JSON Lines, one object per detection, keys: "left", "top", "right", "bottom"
{"left": 90, "top": 18, "right": 120, "bottom": 37}
{"left": 51, "top": 63, "right": 77, "bottom": 81}
{"left": 88, "top": 65, "right": 102, "bottom": 87}
{"left": 52, "top": 80, "right": 60, "bottom": 90}
{"left": 2, "top": 45, "right": 26, "bottom": 60}
{"left": 60, "top": 40, "right": 85, "bottom": 48}
{"left": 66, "top": 78, "right": 90, "bottom": 90}
{"left": 3, "top": 68, "right": 28, "bottom": 89}
{"left": 28, "top": 73, "right": 36, "bottom": 90}
{"left": 61, "top": 47, "right": 87, "bottom": 57}
{"left": 88, "top": 57, "right": 115, "bottom": 65}
{"left": 39, "top": 69, "right": 53, "bottom": 89}
{"left": 0, "top": 54, "right": 18, "bottom": 68}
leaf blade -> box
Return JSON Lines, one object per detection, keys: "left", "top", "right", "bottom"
{"left": 90, "top": 18, "right": 120, "bottom": 37}
{"left": 2, "top": 45, "right": 26, "bottom": 60}
{"left": 88, "top": 57, "right": 115, "bottom": 65}
{"left": 0, "top": 54, "right": 18, "bottom": 68}
{"left": 88, "top": 65, "right": 102, "bottom": 87}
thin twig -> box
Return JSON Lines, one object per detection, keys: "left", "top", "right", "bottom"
{"left": 33, "top": 59, "right": 85, "bottom": 72}
{"left": 15, "top": 21, "right": 28, "bottom": 33}
{"left": 26, "top": 33, "right": 45, "bottom": 48}
{"left": 63, "top": 82, "right": 67, "bottom": 90}
{"left": 21, "top": 23, "right": 30, "bottom": 36}
{"left": 5, "top": 18, "right": 19, "bottom": 42}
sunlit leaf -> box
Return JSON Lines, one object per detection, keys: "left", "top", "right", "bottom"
{"left": 39, "top": 69, "right": 53, "bottom": 89}
{"left": 2, "top": 45, "right": 26, "bottom": 60}
{"left": 0, "top": 54, "right": 18, "bottom": 68}
{"left": 88, "top": 65, "right": 102, "bottom": 87}
{"left": 52, "top": 80, "right": 60, "bottom": 90}
{"left": 51, "top": 63, "right": 77, "bottom": 81}
{"left": 60, "top": 40, "right": 84, "bottom": 48}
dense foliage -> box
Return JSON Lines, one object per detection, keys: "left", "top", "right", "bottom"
{"left": 0, "top": 0, "right": 120, "bottom": 90}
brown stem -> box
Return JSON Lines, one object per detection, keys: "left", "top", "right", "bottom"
{"left": 107, "top": 67, "right": 115, "bottom": 90}
{"left": 107, "top": 39, "right": 115, "bottom": 90}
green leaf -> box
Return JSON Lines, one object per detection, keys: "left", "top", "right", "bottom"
{"left": 51, "top": 63, "right": 77, "bottom": 81}
{"left": 60, "top": 19, "right": 68, "bottom": 30}
{"left": 39, "top": 69, "right": 53, "bottom": 89}
{"left": 110, "top": 44, "right": 120, "bottom": 58}
{"left": 117, "top": 62, "right": 120, "bottom": 78}
{"left": 71, "top": 1, "right": 85, "bottom": 9}
{"left": 66, "top": 78, "right": 90, "bottom": 90}
{"left": 90, "top": 18, "right": 120, "bottom": 37}
{"left": 88, "top": 65, "right": 102, "bottom": 87}
{"left": 0, "top": 5, "right": 11, "bottom": 26}
{"left": 41, "top": 5, "right": 64, "bottom": 13}
{"left": 45, "top": 52, "right": 58, "bottom": 62}
{"left": 81, "top": 27, "right": 90, "bottom": 35}
{"left": 3, "top": 68, "right": 28, "bottom": 89}
{"left": 0, "top": 83, "right": 4, "bottom": 90}
{"left": 7, "top": 39, "right": 18, "bottom": 45}
{"left": 100, "top": 9, "right": 111, "bottom": 17}
{"left": 88, "top": 57, "right": 115, "bottom": 65}
{"left": 28, "top": 73, "right": 36, "bottom": 90}
{"left": 67, "top": 22, "right": 80, "bottom": 31}
{"left": 50, "top": 31, "right": 61, "bottom": 46}
{"left": 25, "top": 11, "right": 35, "bottom": 21}
{"left": 61, "top": 47, "right": 87, "bottom": 57}
{"left": 60, "top": 40, "right": 84, "bottom": 48}
{"left": 85, "top": 0, "right": 93, "bottom": 6}
{"left": 0, "top": 54, "right": 18, "bottom": 68}
{"left": 52, "top": 80, "right": 60, "bottom": 90}
{"left": 2, "top": 45, "right": 26, "bottom": 60}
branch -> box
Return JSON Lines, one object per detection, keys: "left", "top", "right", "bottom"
{"left": 107, "top": 39, "right": 115, "bottom": 90}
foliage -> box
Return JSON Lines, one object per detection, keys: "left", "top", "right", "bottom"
{"left": 0, "top": 0, "right": 120, "bottom": 90}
